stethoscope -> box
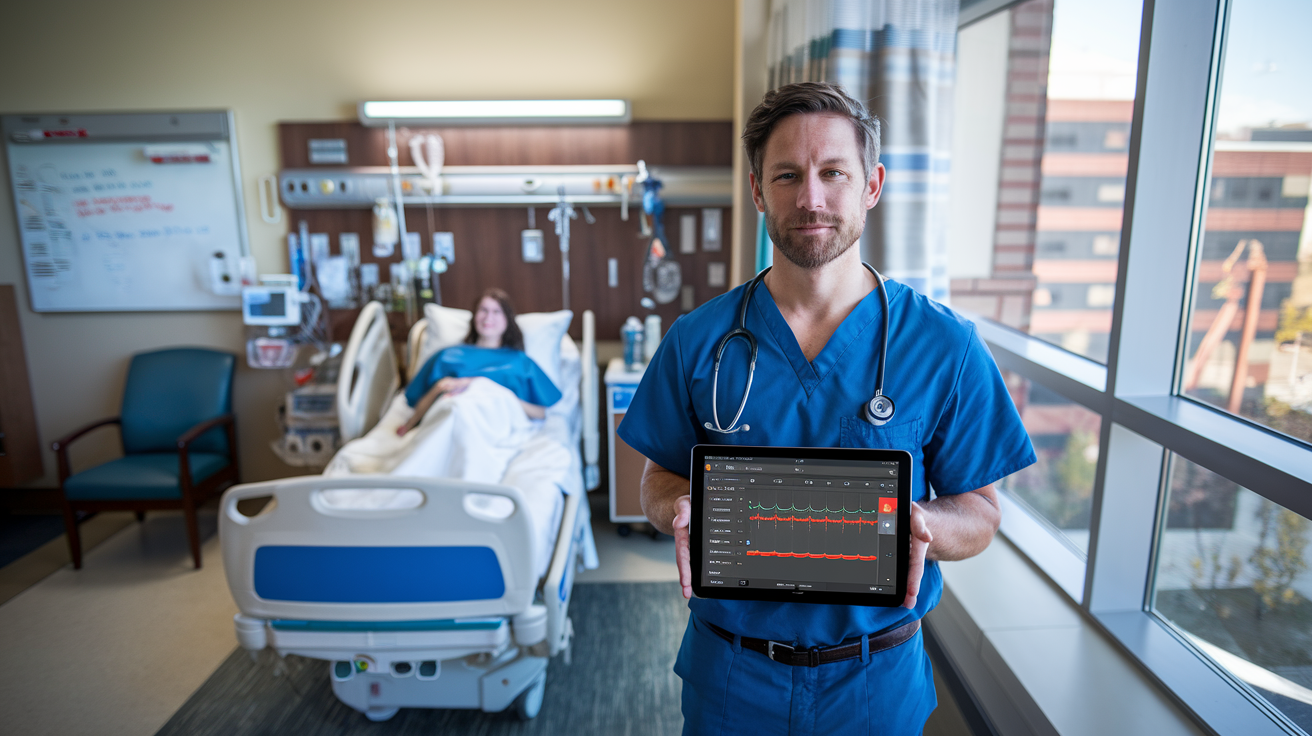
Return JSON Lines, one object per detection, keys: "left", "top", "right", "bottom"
{"left": 704, "top": 262, "right": 896, "bottom": 434}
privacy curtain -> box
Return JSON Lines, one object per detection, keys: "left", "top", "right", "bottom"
{"left": 766, "top": 0, "right": 958, "bottom": 303}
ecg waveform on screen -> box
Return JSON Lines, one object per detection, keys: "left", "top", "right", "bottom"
{"left": 745, "top": 491, "right": 894, "bottom": 562}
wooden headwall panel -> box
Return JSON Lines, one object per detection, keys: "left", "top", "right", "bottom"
{"left": 280, "top": 121, "right": 735, "bottom": 342}
{"left": 280, "top": 121, "right": 732, "bottom": 168}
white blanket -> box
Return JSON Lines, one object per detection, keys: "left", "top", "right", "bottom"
{"left": 321, "top": 377, "right": 570, "bottom": 579}
{"left": 325, "top": 378, "right": 534, "bottom": 483}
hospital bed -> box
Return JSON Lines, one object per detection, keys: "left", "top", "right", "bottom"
{"left": 220, "top": 302, "right": 601, "bottom": 722}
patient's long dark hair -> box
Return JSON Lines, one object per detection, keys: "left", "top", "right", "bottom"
{"left": 465, "top": 288, "right": 524, "bottom": 351}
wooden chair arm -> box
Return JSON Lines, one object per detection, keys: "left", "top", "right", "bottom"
{"left": 52, "top": 417, "right": 121, "bottom": 486}
{"left": 51, "top": 417, "right": 121, "bottom": 453}
{"left": 176, "top": 413, "right": 236, "bottom": 451}
{"left": 176, "top": 413, "right": 236, "bottom": 494}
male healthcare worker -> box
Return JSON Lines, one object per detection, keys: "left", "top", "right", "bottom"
{"left": 618, "top": 82, "right": 1037, "bottom": 735}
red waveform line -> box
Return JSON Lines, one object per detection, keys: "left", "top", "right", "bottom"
{"left": 746, "top": 550, "right": 878, "bottom": 561}
{"left": 749, "top": 514, "right": 878, "bottom": 526}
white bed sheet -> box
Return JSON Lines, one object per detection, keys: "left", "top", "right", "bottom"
{"left": 322, "top": 335, "right": 584, "bottom": 581}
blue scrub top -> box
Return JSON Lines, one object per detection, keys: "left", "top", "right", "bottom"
{"left": 619, "top": 277, "right": 1036, "bottom": 647}
{"left": 405, "top": 345, "right": 562, "bottom": 408}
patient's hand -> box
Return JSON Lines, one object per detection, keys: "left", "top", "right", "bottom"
{"left": 436, "top": 377, "right": 474, "bottom": 395}
{"left": 397, "top": 378, "right": 474, "bottom": 436}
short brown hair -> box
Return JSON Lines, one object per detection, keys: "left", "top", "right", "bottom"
{"left": 465, "top": 288, "right": 524, "bottom": 351}
{"left": 742, "top": 82, "right": 881, "bottom": 182}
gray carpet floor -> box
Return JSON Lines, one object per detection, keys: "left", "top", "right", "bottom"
{"left": 155, "top": 582, "right": 689, "bottom": 736}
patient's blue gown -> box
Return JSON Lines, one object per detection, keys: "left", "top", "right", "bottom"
{"left": 405, "top": 346, "right": 561, "bottom": 408}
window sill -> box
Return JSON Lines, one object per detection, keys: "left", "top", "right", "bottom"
{"left": 925, "top": 535, "right": 1207, "bottom": 736}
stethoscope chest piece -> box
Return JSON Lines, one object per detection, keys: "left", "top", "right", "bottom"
{"left": 864, "top": 392, "right": 895, "bottom": 427}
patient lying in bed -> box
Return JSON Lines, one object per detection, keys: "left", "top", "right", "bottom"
{"left": 398, "top": 288, "right": 561, "bottom": 434}
{"left": 324, "top": 289, "right": 561, "bottom": 485}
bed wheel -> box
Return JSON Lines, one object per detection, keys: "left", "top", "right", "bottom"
{"left": 364, "top": 706, "right": 399, "bottom": 722}
{"left": 513, "top": 676, "right": 546, "bottom": 720}
{"left": 617, "top": 524, "right": 632, "bottom": 537}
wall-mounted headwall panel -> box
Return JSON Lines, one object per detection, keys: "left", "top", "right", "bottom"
{"left": 2, "top": 111, "right": 249, "bottom": 312}
{"left": 280, "top": 122, "right": 732, "bottom": 169}
{"left": 280, "top": 121, "right": 734, "bottom": 341}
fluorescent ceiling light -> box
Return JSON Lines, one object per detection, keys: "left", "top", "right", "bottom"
{"left": 359, "top": 99, "right": 630, "bottom": 126}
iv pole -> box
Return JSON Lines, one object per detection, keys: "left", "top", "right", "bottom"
{"left": 386, "top": 121, "right": 417, "bottom": 325}
{"left": 549, "top": 187, "right": 580, "bottom": 310}
{"left": 547, "top": 188, "right": 597, "bottom": 311}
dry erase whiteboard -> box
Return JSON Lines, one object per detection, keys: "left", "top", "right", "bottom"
{"left": 2, "top": 111, "right": 250, "bottom": 312}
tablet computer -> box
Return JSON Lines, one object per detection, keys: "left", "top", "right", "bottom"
{"left": 690, "top": 444, "right": 912, "bottom": 607}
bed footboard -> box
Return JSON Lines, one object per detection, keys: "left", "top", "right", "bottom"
{"left": 220, "top": 475, "right": 536, "bottom": 623}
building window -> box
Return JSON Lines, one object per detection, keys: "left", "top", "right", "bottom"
{"left": 1151, "top": 455, "right": 1312, "bottom": 734}
{"left": 950, "top": 0, "right": 1143, "bottom": 364}
{"left": 1179, "top": 0, "right": 1312, "bottom": 445}
{"left": 999, "top": 372, "right": 1101, "bottom": 555}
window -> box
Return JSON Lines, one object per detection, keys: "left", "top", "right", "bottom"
{"left": 952, "top": 0, "right": 1312, "bottom": 733}
{"left": 1152, "top": 455, "right": 1312, "bottom": 733}
{"left": 1180, "top": 0, "right": 1312, "bottom": 445}
{"left": 1085, "top": 284, "right": 1115, "bottom": 307}
{"left": 998, "top": 373, "right": 1100, "bottom": 555}
{"left": 950, "top": 0, "right": 1144, "bottom": 364}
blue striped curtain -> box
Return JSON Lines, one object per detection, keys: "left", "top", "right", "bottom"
{"left": 767, "top": 0, "right": 958, "bottom": 303}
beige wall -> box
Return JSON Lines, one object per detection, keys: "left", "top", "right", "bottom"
{"left": 733, "top": 0, "right": 771, "bottom": 285}
{"left": 0, "top": 0, "right": 734, "bottom": 487}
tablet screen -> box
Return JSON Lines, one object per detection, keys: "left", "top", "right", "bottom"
{"left": 690, "top": 445, "right": 911, "bottom": 606}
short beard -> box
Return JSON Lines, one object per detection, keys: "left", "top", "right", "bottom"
{"left": 764, "top": 206, "right": 864, "bottom": 269}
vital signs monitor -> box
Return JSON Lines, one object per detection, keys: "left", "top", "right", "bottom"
{"left": 690, "top": 445, "right": 912, "bottom": 607}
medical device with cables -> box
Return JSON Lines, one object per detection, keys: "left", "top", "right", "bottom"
{"left": 705, "top": 262, "right": 896, "bottom": 435}
{"left": 636, "top": 161, "right": 682, "bottom": 305}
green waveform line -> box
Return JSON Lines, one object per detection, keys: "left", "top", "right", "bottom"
{"left": 748, "top": 501, "right": 879, "bottom": 515}
{"left": 750, "top": 513, "right": 878, "bottom": 526}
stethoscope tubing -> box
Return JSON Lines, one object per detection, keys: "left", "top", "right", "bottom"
{"left": 704, "top": 262, "right": 892, "bottom": 434}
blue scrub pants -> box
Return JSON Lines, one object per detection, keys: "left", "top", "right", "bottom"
{"left": 675, "top": 614, "right": 937, "bottom": 736}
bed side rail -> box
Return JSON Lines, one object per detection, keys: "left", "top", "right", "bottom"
{"left": 541, "top": 490, "right": 598, "bottom": 658}
{"left": 406, "top": 318, "right": 427, "bottom": 382}
{"left": 581, "top": 309, "right": 600, "bottom": 490}
{"left": 338, "top": 301, "right": 399, "bottom": 441}
{"left": 221, "top": 475, "right": 535, "bottom": 623}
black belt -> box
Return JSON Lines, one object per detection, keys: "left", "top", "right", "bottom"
{"left": 705, "top": 618, "right": 920, "bottom": 667}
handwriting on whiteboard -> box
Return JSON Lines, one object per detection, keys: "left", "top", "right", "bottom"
{"left": 73, "top": 196, "right": 174, "bottom": 217}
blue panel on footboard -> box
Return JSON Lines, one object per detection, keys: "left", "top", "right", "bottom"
{"left": 253, "top": 546, "right": 505, "bottom": 603}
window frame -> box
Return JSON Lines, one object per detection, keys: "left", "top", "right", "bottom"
{"left": 956, "top": 0, "right": 1312, "bottom": 733}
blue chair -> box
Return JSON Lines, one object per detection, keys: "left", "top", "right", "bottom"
{"left": 52, "top": 348, "right": 239, "bottom": 569}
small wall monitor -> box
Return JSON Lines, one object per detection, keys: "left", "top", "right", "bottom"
{"left": 241, "top": 286, "right": 301, "bottom": 326}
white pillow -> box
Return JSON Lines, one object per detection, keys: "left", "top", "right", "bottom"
{"left": 417, "top": 303, "right": 573, "bottom": 392}
{"left": 420, "top": 303, "right": 471, "bottom": 354}
{"left": 515, "top": 309, "right": 573, "bottom": 390}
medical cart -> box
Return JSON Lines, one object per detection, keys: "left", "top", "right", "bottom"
{"left": 605, "top": 358, "right": 654, "bottom": 536}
